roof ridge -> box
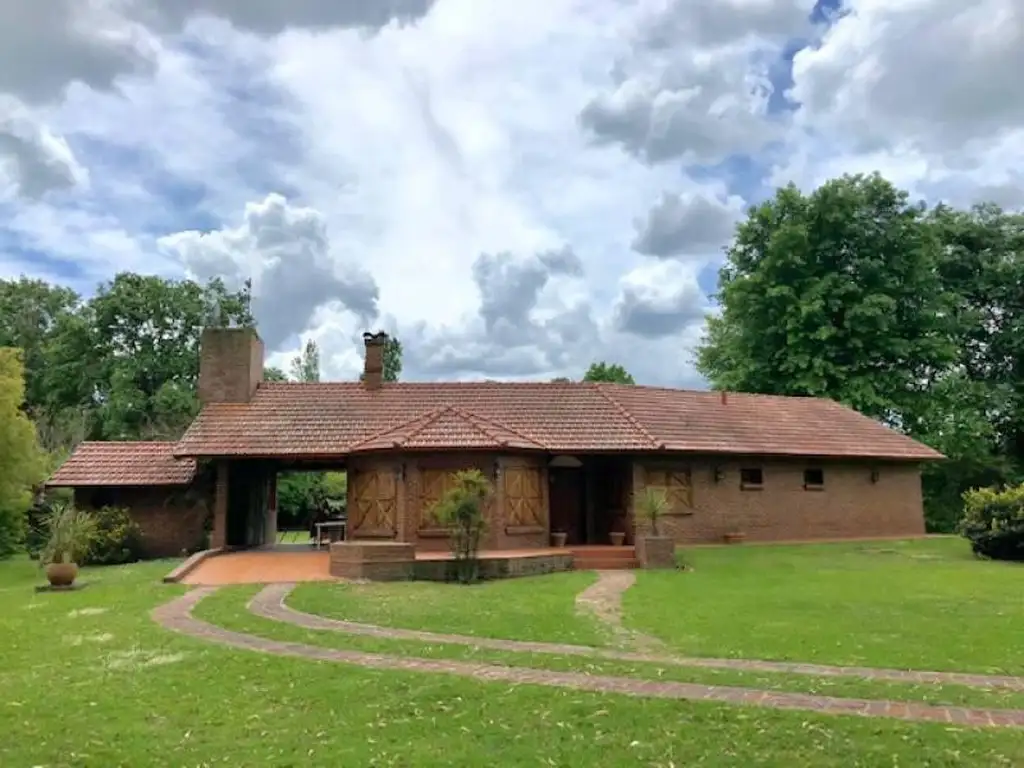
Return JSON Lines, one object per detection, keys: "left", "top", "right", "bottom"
{"left": 454, "top": 407, "right": 547, "bottom": 449}
{"left": 594, "top": 384, "right": 663, "bottom": 449}
{"left": 346, "top": 407, "right": 444, "bottom": 451}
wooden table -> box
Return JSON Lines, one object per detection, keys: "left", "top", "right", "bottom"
{"left": 314, "top": 520, "right": 347, "bottom": 549}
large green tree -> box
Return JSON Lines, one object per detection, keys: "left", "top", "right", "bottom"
{"left": 0, "top": 349, "right": 45, "bottom": 557}
{"left": 697, "top": 174, "right": 956, "bottom": 419}
{"left": 583, "top": 361, "right": 635, "bottom": 385}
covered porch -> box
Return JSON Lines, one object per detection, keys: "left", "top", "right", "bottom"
{"left": 207, "top": 452, "right": 640, "bottom": 554}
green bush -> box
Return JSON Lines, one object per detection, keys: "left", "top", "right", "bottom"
{"left": 83, "top": 506, "right": 142, "bottom": 566}
{"left": 959, "top": 483, "right": 1024, "bottom": 562}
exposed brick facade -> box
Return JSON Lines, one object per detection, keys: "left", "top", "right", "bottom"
{"left": 197, "top": 327, "right": 264, "bottom": 405}
{"left": 347, "top": 452, "right": 552, "bottom": 552}
{"left": 343, "top": 451, "right": 925, "bottom": 551}
{"left": 74, "top": 484, "right": 211, "bottom": 558}
{"left": 630, "top": 457, "right": 925, "bottom": 545}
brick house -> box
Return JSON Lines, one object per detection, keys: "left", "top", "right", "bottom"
{"left": 48, "top": 327, "right": 942, "bottom": 555}
{"left": 46, "top": 442, "right": 211, "bottom": 558}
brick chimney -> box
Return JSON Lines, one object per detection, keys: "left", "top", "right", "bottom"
{"left": 720, "top": 390, "right": 728, "bottom": 405}
{"left": 198, "top": 327, "right": 265, "bottom": 405}
{"left": 362, "top": 331, "right": 388, "bottom": 391}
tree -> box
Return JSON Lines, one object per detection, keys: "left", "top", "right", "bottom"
{"left": 383, "top": 336, "right": 403, "bottom": 383}
{"left": 84, "top": 273, "right": 254, "bottom": 439}
{"left": 264, "top": 366, "right": 288, "bottom": 382}
{"left": 0, "top": 349, "right": 45, "bottom": 557}
{"left": 290, "top": 339, "right": 321, "bottom": 383}
{"left": 431, "top": 469, "right": 492, "bottom": 583}
{"left": 583, "top": 361, "right": 635, "bottom": 385}
{"left": 696, "top": 174, "right": 956, "bottom": 420}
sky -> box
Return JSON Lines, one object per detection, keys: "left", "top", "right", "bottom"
{"left": 1, "top": 0, "right": 1021, "bottom": 386}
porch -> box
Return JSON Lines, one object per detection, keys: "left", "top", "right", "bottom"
{"left": 176, "top": 544, "right": 638, "bottom": 586}
{"left": 209, "top": 453, "right": 641, "bottom": 553}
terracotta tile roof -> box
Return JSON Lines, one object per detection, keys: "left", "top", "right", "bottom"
{"left": 174, "top": 381, "right": 943, "bottom": 461}
{"left": 47, "top": 442, "right": 197, "bottom": 487}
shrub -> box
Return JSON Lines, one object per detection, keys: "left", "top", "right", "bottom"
{"left": 959, "top": 483, "right": 1024, "bottom": 562}
{"left": 638, "top": 487, "right": 669, "bottom": 536}
{"left": 431, "top": 469, "right": 492, "bottom": 584}
{"left": 84, "top": 506, "right": 142, "bottom": 566}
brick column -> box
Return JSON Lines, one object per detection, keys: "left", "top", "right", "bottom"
{"left": 210, "top": 461, "right": 228, "bottom": 549}
{"left": 264, "top": 471, "right": 278, "bottom": 546}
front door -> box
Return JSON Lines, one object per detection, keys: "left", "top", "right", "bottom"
{"left": 548, "top": 467, "right": 585, "bottom": 544}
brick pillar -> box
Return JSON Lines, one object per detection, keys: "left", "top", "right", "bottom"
{"left": 211, "top": 461, "right": 229, "bottom": 549}
{"left": 264, "top": 471, "right": 278, "bottom": 546}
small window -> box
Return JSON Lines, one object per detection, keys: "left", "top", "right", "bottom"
{"left": 89, "top": 487, "right": 116, "bottom": 508}
{"left": 740, "top": 467, "right": 763, "bottom": 489}
{"left": 804, "top": 468, "right": 825, "bottom": 489}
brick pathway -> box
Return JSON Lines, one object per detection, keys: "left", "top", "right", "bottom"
{"left": 153, "top": 588, "right": 1024, "bottom": 728}
{"left": 252, "top": 583, "right": 1024, "bottom": 694}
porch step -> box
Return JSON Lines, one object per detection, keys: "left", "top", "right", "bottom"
{"left": 569, "top": 546, "right": 638, "bottom": 571}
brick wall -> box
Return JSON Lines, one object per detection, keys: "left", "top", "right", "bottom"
{"left": 347, "top": 452, "right": 552, "bottom": 551}
{"left": 74, "top": 483, "right": 212, "bottom": 558}
{"left": 197, "top": 327, "right": 264, "bottom": 405}
{"left": 630, "top": 457, "right": 925, "bottom": 545}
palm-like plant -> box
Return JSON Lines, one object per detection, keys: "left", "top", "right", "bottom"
{"left": 40, "top": 502, "right": 97, "bottom": 566}
{"left": 638, "top": 487, "right": 669, "bottom": 537}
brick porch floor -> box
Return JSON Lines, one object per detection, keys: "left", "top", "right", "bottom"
{"left": 180, "top": 546, "right": 586, "bottom": 585}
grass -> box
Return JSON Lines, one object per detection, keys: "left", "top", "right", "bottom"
{"left": 3, "top": 540, "right": 1024, "bottom": 765}
{"left": 197, "top": 584, "right": 1024, "bottom": 712}
{"left": 626, "top": 537, "right": 1024, "bottom": 674}
{"left": 276, "top": 529, "right": 310, "bottom": 544}
{"left": 288, "top": 571, "right": 608, "bottom": 646}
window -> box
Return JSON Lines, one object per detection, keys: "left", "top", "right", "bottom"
{"left": 89, "top": 488, "right": 116, "bottom": 509}
{"left": 740, "top": 467, "right": 763, "bottom": 489}
{"left": 804, "top": 468, "right": 825, "bottom": 489}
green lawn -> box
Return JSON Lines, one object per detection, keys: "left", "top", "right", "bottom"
{"left": 626, "top": 537, "right": 1024, "bottom": 674}
{"left": 288, "top": 571, "right": 608, "bottom": 646}
{"left": 199, "top": 585, "right": 1024, "bottom": 712}
{"left": 2, "top": 542, "right": 1024, "bottom": 766}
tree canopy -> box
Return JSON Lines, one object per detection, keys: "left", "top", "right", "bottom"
{"left": 697, "top": 173, "right": 1024, "bottom": 531}
{"left": 582, "top": 361, "right": 635, "bottom": 385}
{"left": 0, "top": 349, "right": 45, "bottom": 557}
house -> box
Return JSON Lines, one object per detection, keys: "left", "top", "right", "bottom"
{"left": 46, "top": 442, "right": 211, "bottom": 557}
{"left": 47, "top": 327, "right": 942, "bottom": 556}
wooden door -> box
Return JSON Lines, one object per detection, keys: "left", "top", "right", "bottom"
{"left": 549, "top": 467, "right": 585, "bottom": 544}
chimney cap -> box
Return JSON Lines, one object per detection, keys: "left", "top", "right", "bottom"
{"left": 362, "top": 330, "right": 389, "bottom": 345}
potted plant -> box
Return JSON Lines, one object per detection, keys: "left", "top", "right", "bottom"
{"left": 609, "top": 510, "right": 626, "bottom": 546}
{"left": 40, "top": 503, "right": 97, "bottom": 588}
{"left": 724, "top": 531, "right": 746, "bottom": 545}
{"left": 551, "top": 530, "right": 568, "bottom": 548}
{"left": 635, "top": 487, "right": 675, "bottom": 569}
{"left": 609, "top": 530, "right": 626, "bottom": 546}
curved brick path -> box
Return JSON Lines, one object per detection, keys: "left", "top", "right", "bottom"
{"left": 574, "top": 571, "right": 663, "bottom": 650}
{"left": 252, "top": 582, "right": 1024, "bottom": 694}
{"left": 152, "top": 588, "right": 1024, "bottom": 728}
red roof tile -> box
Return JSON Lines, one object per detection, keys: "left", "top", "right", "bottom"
{"left": 47, "top": 442, "right": 197, "bottom": 487}
{"left": 173, "top": 381, "right": 943, "bottom": 461}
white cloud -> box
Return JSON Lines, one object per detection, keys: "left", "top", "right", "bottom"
{"left": 1, "top": 0, "right": 1022, "bottom": 388}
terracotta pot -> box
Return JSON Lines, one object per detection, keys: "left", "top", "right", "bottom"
{"left": 551, "top": 531, "right": 568, "bottom": 548}
{"left": 609, "top": 532, "right": 626, "bottom": 546}
{"left": 723, "top": 532, "right": 746, "bottom": 545}
{"left": 46, "top": 562, "right": 78, "bottom": 587}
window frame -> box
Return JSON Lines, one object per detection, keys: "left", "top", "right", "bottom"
{"left": 803, "top": 467, "right": 825, "bottom": 490}
{"left": 739, "top": 467, "right": 764, "bottom": 490}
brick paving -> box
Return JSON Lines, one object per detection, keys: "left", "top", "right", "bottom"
{"left": 153, "top": 587, "right": 1024, "bottom": 728}
{"left": 252, "top": 581, "right": 1024, "bottom": 694}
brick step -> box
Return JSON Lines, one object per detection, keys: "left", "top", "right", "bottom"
{"left": 567, "top": 547, "right": 636, "bottom": 558}
{"left": 572, "top": 558, "right": 638, "bottom": 570}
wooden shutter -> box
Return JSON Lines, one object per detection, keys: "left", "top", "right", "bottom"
{"left": 349, "top": 468, "right": 398, "bottom": 535}
{"left": 645, "top": 467, "right": 693, "bottom": 514}
{"left": 504, "top": 465, "right": 544, "bottom": 531}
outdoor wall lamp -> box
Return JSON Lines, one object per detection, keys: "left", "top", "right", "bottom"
{"left": 870, "top": 468, "right": 880, "bottom": 483}
{"left": 493, "top": 460, "right": 501, "bottom": 480}
{"left": 712, "top": 466, "right": 725, "bottom": 483}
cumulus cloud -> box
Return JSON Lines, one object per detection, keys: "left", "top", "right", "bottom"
{"left": 632, "top": 189, "right": 744, "bottom": 258}
{"left": 0, "top": 99, "right": 89, "bottom": 198}
{"left": 159, "top": 193, "right": 379, "bottom": 349}
{"left": 580, "top": 0, "right": 816, "bottom": 165}
{"left": 612, "top": 261, "right": 708, "bottom": 339}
